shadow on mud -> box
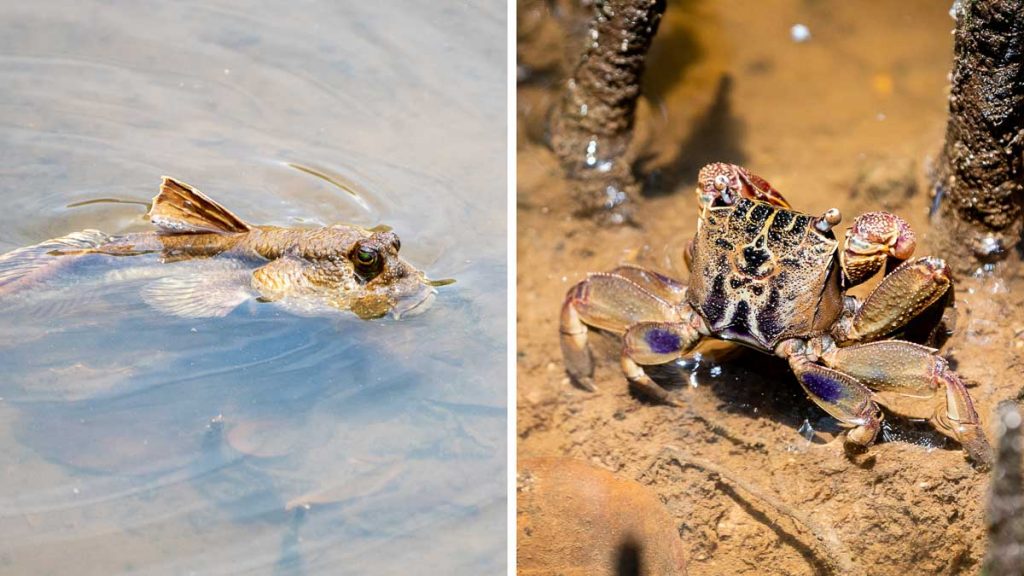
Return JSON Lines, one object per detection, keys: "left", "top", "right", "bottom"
{"left": 643, "top": 344, "right": 956, "bottom": 457}
{"left": 642, "top": 75, "right": 747, "bottom": 198}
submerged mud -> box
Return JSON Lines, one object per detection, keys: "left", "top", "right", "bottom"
{"left": 518, "top": 1, "right": 1024, "bottom": 574}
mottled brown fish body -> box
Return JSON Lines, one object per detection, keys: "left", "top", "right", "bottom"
{"left": 91, "top": 231, "right": 241, "bottom": 260}
{"left": 240, "top": 226, "right": 368, "bottom": 261}
{"left": 0, "top": 177, "right": 436, "bottom": 320}
{"left": 97, "top": 226, "right": 368, "bottom": 263}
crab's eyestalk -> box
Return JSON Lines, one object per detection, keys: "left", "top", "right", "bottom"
{"left": 696, "top": 163, "right": 742, "bottom": 210}
{"left": 814, "top": 208, "right": 842, "bottom": 232}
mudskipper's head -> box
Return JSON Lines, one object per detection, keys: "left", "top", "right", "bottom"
{"left": 345, "top": 230, "right": 437, "bottom": 320}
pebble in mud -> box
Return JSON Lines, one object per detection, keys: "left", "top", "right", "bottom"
{"left": 518, "top": 457, "right": 688, "bottom": 575}
{"left": 789, "top": 24, "right": 810, "bottom": 43}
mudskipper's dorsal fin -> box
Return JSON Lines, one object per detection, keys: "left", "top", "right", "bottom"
{"left": 148, "top": 177, "right": 251, "bottom": 234}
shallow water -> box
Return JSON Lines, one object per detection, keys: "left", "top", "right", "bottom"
{"left": 0, "top": 2, "right": 506, "bottom": 574}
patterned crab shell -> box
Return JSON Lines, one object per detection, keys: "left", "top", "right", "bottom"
{"left": 686, "top": 197, "right": 845, "bottom": 352}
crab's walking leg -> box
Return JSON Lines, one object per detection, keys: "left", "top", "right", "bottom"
{"left": 560, "top": 272, "right": 683, "bottom": 391}
{"left": 608, "top": 265, "right": 688, "bottom": 305}
{"left": 560, "top": 296, "right": 596, "bottom": 390}
{"left": 836, "top": 257, "right": 952, "bottom": 343}
{"left": 821, "top": 340, "right": 992, "bottom": 467}
{"left": 621, "top": 318, "right": 704, "bottom": 405}
{"left": 780, "top": 341, "right": 883, "bottom": 448}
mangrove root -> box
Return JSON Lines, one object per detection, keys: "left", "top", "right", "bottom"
{"left": 931, "top": 0, "right": 1024, "bottom": 271}
{"left": 984, "top": 401, "right": 1024, "bottom": 576}
{"left": 549, "top": 0, "right": 666, "bottom": 223}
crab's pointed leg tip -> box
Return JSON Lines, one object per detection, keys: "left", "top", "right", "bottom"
{"left": 573, "top": 376, "right": 598, "bottom": 392}
{"left": 963, "top": 433, "right": 993, "bottom": 471}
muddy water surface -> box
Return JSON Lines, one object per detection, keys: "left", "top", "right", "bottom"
{"left": 519, "top": 1, "right": 1024, "bottom": 574}
{"left": 0, "top": 2, "right": 506, "bottom": 574}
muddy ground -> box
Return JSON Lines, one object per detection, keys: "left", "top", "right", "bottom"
{"left": 517, "top": 1, "right": 1024, "bottom": 574}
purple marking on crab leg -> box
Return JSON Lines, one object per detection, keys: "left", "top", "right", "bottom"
{"left": 801, "top": 371, "right": 846, "bottom": 403}
{"left": 788, "top": 356, "right": 882, "bottom": 447}
{"left": 645, "top": 328, "right": 683, "bottom": 355}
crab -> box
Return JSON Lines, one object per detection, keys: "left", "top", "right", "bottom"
{"left": 560, "top": 163, "right": 991, "bottom": 466}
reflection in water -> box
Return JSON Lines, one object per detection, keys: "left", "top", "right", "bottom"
{"left": 0, "top": 1, "right": 506, "bottom": 574}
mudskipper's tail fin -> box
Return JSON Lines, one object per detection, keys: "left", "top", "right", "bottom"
{"left": 0, "top": 230, "right": 108, "bottom": 295}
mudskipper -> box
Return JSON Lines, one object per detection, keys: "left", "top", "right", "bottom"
{"left": 0, "top": 177, "right": 445, "bottom": 319}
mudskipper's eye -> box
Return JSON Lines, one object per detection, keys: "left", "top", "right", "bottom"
{"left": 357, "top": 248, "right": 377, "bottom": 265}
{"left": 714, "top": 174, "right": 730, "bottom": 191}
{"left": 350, "top": 242, "right": 384, "bottom": 282}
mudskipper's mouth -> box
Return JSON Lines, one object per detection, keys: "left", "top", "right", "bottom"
{"left": 391, "top": 282, "right": 437, "bottom": 319}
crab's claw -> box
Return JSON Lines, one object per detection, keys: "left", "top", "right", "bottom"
{"left": 696, "top": 163, "right": 792, "bottom": 211}
{"left": 841, "top": 212, "right": 916, "bottom": 287}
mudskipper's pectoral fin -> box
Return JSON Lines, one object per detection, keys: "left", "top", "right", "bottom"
{"left": 250, "top": 256, "right": 307, "bottom": 301}
{"left": 148, "top": 177, "right": 251, "bottom": 234}
{"left": 142, "top": 260, "right": 255, "bottom": 318}
{"left": 249, "top": 256, "right": 336, "bottom": 317}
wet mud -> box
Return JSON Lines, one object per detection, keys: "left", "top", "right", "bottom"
{"left": 518, "top": 1, "right": 1024, "bottom": 574}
